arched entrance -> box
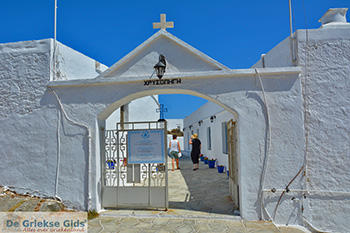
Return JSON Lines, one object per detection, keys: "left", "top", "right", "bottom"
{"left": 48, "top": 28, "right": 302, "bottom": 221}
{"left": 98, "top": 89, "right": 238, "bottom": 121}
{"left": 98, "top": 89, "right": 240, "bottom": 212}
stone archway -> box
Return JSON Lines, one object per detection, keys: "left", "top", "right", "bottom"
{"left": 97, "top": 88, "right": 240, "bottom": 211}
{"left": 48, "top": 65, "right": 303, "bottom": 221}
{"left": 98, "top": 89, "right": 239, "bottom": 121}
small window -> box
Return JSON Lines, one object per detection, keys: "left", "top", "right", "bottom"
{"left": 222, "top": 122, "right": 228, "bottom": 154}
{"left": 207, "top": 127, "right": 211, "bottom": 150}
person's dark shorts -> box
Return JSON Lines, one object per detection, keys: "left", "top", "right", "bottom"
{"left": 191, "top": 152, "right": 199, "bottom": 164}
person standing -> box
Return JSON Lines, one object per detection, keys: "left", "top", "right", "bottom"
{"left": 190, "top": 133, "right": 201, "bottom": 171}
{"left": 169, "top": 135, "right": 181, "bottom": 171}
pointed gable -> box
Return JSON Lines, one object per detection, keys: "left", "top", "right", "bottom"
{"left": 98, "top": 30, "right": 229, "bottom": 81}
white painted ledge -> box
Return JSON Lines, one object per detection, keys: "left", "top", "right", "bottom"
{"left": 47, "top": 67, "right": 302, "bottom": 88}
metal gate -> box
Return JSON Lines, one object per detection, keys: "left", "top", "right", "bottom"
{"left": 102, "top": 121, "right": 168, "bottom": 209}
{"left": 227, "top": 120, "right": 239, "bottom": 210}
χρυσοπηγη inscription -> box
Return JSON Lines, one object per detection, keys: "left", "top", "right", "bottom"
{"left": 144, "top": 78, "right": 181, "bottom": 86}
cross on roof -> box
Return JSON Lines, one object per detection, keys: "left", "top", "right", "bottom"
{"left": 153, "top": 14, "right": 174, "bottom": 31}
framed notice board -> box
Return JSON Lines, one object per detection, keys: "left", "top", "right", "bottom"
{"left": 127, "top": 129, "right": 165, "bottom": 164}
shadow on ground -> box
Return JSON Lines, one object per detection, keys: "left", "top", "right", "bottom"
{"left": 168, "top": 157, "right": 235, "bottom": 215}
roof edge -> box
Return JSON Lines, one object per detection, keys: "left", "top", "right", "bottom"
{"left": 97, "top": 30, "right": 230, "bottom": 79}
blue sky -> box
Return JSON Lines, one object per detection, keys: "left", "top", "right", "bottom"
{"left": 1, "top": 0, "right": 349, "bottom": 118}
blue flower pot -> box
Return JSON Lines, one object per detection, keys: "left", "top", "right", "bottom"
{"left": 204, "top": 159, "right": 208, "bottom": 164}
{"left": 200, "top": 156, "right": 204, "bottom": 161}
{"left": 227, "top": 170, "right": 229, "bottom": 178}
{"left": 208, "top": 160, "right": 215, "bottom": 168}
{"left": 107, "top": 161, "right": 115, "bottom": 169}
{"left": 217, "top": 166, "right": 224, "bottom": 173}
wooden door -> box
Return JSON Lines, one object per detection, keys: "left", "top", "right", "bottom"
{"left": 227, "top": 120, "right": 239, "bottom": 210}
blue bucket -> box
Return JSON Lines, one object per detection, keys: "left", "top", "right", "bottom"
{"left": 208, "top": 160, "right": 215, "bottom": 168}
{"left": 217, "top": 166, "right": 224, "bottom": 173}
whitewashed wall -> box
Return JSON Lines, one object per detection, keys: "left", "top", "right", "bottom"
{"left": 183, "top": 101, "right": 223, "bottom": 153}
{"left": 252, "top": 36, "right": 294, "bottom": 68}
{"left": 0, "top": 39, "right": 92, "bottom": 209}
{"left": 105, "top": 107, "right": 121, "bottom": 129}
{"left": 252, "top": 23, "right": 350, "bottom": 232}
{"left": 105, "top": 96, "right": 160, "bottom": 129}
{"left": 295, "top": 28, "right": 350, "bottom": 233}
{"left": 53, "top": 41, "right": 108, "bottom": 81}
{"left": 184, "top": 102, "right": 234, "bottom": 168}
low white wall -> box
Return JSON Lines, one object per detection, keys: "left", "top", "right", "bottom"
{"left": 54, "top": 41, "right": 108, "bottom": 81}
{"left": 252, "top": 36, "right": 294, "bottom": 68}
{"left": 166, "top": 119, "right": 183, "bottom": 131}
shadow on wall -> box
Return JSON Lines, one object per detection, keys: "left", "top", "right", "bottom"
{"left": 246, "top": 91, "right": 269, "bottom": 219}
{"left": 57, "top": 105, "right": 90, "bottom": 210}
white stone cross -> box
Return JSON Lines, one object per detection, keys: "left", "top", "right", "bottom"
{"left": 153, "top": 14, "right": 174, "bottom": 30}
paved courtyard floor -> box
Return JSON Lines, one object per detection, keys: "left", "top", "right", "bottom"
{"left": 0, "top": 158, "right": 309, "bottom": 232}
{"left": 89, "top": 158, "right": 309, "bottom": 232}
{"left": 168, "top": 158, "right": 235, "bottom": 215}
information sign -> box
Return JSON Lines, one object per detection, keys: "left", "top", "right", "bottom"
{"left": 127, "top": 129, "right": 165, "bottom": 164}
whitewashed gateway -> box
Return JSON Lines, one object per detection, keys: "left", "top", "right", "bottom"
{"left": 1, "top": 8, "right": 350, "bottom": 232}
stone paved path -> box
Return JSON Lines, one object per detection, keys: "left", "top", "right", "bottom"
{"left": 168, "top": 158, "right": 234, "bottom": 215}
{"left": 88, "top": 159, "right": 309, "bottom": 232}
{"left": 0, "top": 159, "right": 309, "bottom": 232}
{"left": 0, "top": 187, "right": 65, "bottom": 212}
